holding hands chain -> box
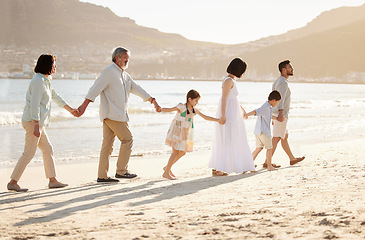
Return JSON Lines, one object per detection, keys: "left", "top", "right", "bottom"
{"left": 150, "top": 97, "right": 161, "bottom": 112}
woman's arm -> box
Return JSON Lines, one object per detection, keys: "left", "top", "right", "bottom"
{"left": 195, "top": 108, "right": 219, "bottom": 122}
{"left": 219, "top": 79, "right": 233, "bottom": 124}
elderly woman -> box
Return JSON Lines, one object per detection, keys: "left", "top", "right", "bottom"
{"left": 7, "top": 54, "right": 79, "bottom": 192}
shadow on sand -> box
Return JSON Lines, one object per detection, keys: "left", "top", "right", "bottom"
{"left": 11, "top": 169, "right": 274, "bottom": 226}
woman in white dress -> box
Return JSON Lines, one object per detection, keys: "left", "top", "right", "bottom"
{"left": 209, "top": 58, "right": 256, "bottom": 176}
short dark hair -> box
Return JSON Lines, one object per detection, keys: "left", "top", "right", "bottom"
{"left": 186, "top": 89, "right": 200, "bottom": 114}
{"left": 268, "top": 90, "right": 281, "bottom": 101}
{"left": 278, "top": 60, "right": 290, "bottom": 73}
{"left": 34, "top": 54, "right": 56, "bottom": 75}
{"left": 227, "top": 58, "right": 247, "bottom": 78}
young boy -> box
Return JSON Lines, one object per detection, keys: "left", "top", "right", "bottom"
{"left": 245, "top": 90, "right": 281, "bottom": 171}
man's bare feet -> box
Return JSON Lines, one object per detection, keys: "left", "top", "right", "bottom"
{"left": 163, "top": 167, "right": 175, "bottom": 177}
{"left": 290, "top": 156, "right": 305, "bottom": 165}
{"left": 162, "top": 172, "right": 177, "bottom": 180}
{"left": 263, "top": 163, "right": 281, "bottom": 168}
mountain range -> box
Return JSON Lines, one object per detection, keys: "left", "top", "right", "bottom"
{"left": 1, "top": 0, "right": 365, "bottom": 82}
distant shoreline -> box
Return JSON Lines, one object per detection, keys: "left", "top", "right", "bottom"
{"left": 1, "top": 76, "right": 364, "bottom": 85}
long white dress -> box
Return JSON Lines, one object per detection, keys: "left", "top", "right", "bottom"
{"left": 209, "top": 77, "right": 256, "bottom": 173}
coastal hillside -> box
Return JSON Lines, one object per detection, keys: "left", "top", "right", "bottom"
{"left": 232, "top": 4, "right": 365, "bottom": 53}
{"left": 0, "top": 0, "right": 364, "bottom": 82}
{"left": 0, "top": 0, "right": 210, "bottom": 48}
{"left": 241, "top": 18, "right": 365, "bottom": 81}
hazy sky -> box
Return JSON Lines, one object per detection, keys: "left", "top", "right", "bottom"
{"left": 82, "top": 0, "right": 365, "bottom": 44}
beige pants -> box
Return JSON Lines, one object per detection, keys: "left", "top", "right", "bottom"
{"left": 255, "top": 133, "right": 273, "bottom": 149}
{"left": 10, "top": 121, "right": 56, "bottom": 181}
{"left": 98, "top": 119, "right": 133, "bottom": 179}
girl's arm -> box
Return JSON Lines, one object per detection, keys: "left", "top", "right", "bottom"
{"left": 220, "top": 79, "right": 233, "bottom": 124}
{"left": 160, "top": 106, "right": 179, "bottom": 113}
{"left": 195, "top": 108, "right": 219, "bottom": 122}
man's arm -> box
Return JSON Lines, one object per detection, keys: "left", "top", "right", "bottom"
{"left": 274, "top": 81, "right": 288, "bottom": 122}
{"left": 129, "top": 76, "right": 161, "bottom": 112}
{"left": 85, "top": 70, "right": 110, "bottom": 103}
{"left": 78, "top": 99, "right": 92, "bottom": 116}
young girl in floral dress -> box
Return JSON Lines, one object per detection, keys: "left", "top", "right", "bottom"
{"left": 161, "top": 89, "right": 219, "bottom": 180}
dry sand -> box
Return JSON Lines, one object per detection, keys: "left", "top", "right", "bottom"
{"left": 0, "top": 137, "right": 364, "bottom": 240}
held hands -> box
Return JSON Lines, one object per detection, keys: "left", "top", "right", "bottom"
{"left": 69, "top": 108, "right": 81, "bottom": 117}
{"left": 241, "top": 107, "right": 248, "bottom": 119}
{"left": 77, "top": 104, "right": 86, "bottom": 116}
{"left": 77, "top": 99, "right": 91, "bottom": 117}
{"left": 277, "top": 111, "right": 285, "bottom": 122}
{"left": 64, "top": 105, "right": 81, "bottom": 117}
{"left": 154, "top": 101, "right": 161, "bottom": 112}
{"left": 150, "top": 97, "right": 161, "bottom": 112}
{"left": 218, "top": 115, "right": 226, "bottom": 125}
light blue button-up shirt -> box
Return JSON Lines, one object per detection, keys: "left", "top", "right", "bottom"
{"left": 254, "top": 101, "right": 272, "bottom": 138}
{"left": 22, "top": 73, "right": 67, "bottom": 126}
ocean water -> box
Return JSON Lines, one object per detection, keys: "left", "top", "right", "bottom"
{"left": 1, "top": 78, "right": 365, "bottom": 166}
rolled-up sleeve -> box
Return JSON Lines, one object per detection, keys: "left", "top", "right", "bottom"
{"left": 130, "top": 78, "right": 151, "bottom": 102}
{"left": 275, "top": 81, "right": 288, "bottom": 110}
{"left": 29, "top": 79, "right": 44, "bottom": 121}
{"left": 85, "top": 70, "right": 110, "bottom": 102}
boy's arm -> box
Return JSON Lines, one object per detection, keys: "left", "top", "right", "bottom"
{"left": 195, "top": 108, "right": 219, "bottom": 122}
{"left": 246, "top": 110, "right": 257, "bottom": 117}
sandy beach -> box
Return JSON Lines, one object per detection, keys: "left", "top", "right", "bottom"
{"left": 1, "top": 136, "right": 364, "bottom": 240}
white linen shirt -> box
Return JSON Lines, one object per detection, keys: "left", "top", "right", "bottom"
{"left": 85, "top": 63, "right": 151, "bottom": 122}
{"left": 22, "top": 73, "right": 67, "bottom": 127}
{"left": 254, "top": 101, "right": 272, "bottom": 138}
{"left": 272, "top": 76, "right": 291, "bottom": 118}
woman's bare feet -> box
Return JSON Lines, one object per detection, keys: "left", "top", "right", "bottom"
{"left": 212, "top": 169, "right": 228, "bottom": 176}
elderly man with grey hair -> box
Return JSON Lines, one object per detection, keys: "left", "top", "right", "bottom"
{"left": 78, "top": 47, "right": 161, "bottom": 182}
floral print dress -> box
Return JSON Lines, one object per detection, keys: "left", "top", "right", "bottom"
{"left": 165, "top": 103, "right": 195, "bottom": 152}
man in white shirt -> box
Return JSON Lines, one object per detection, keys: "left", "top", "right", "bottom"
{"left": 78, "top": 47, "right": 161, "bottom": 182}
{"left": 264, "top": 60, "right": 305, "bottom": 168}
